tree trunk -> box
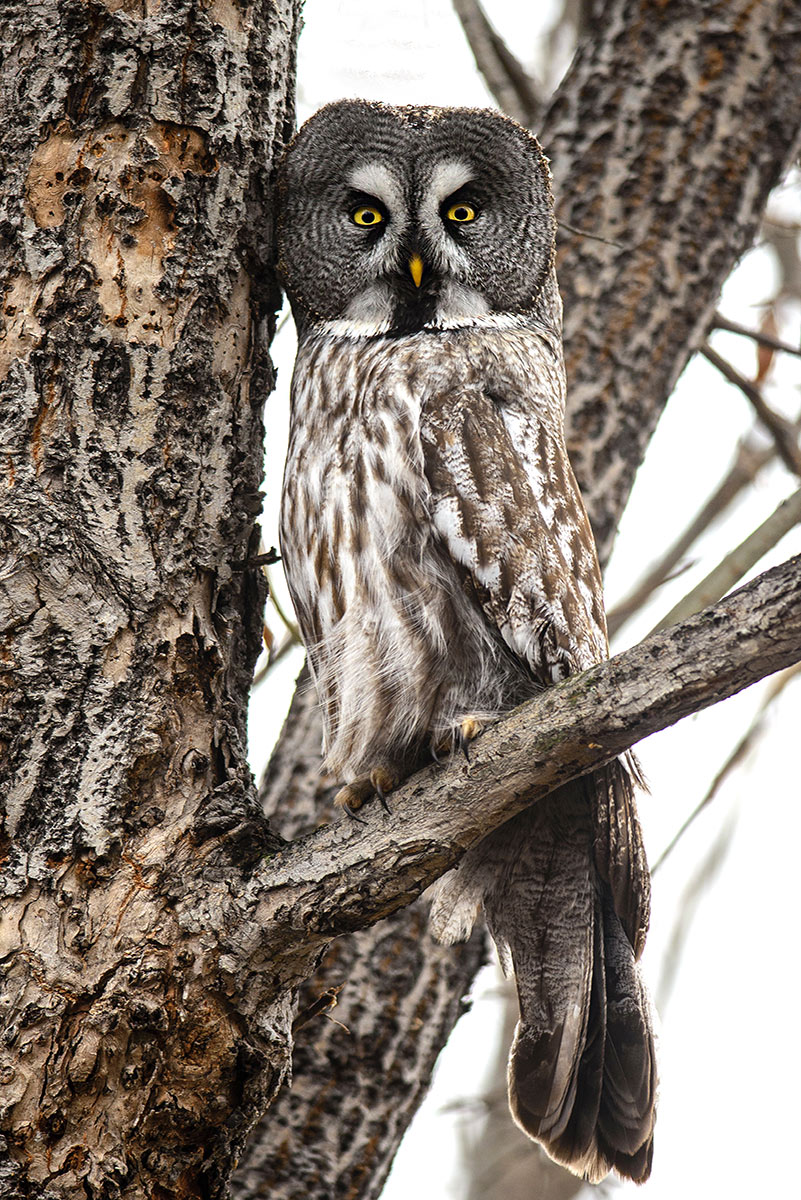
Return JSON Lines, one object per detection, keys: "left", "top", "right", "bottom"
{"left": 0, "top": 0, "right": 301, "bottom": 1195}
{"left": 232, "top": 1, "right": 801, "bottom": 1196}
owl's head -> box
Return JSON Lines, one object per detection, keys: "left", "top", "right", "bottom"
{"left": 275, "top": 100, "right": 557, "bottom": 338}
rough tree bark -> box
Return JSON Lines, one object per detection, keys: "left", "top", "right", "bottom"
{"left": 2, "top": 4, "right": 801, "bottom": 1200}
{"left": 0, "top": 0, "right": 301, "bottom": 1195}
{"left": 232, "top": 1, "right": 801, "bottom": 1197}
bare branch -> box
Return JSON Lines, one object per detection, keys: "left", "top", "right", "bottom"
{"left": 451, "top": 0, "right": 541, "bottom": 126}
{"left": 762, "top": 213, "right": 801, "bottom": 300}
{"left": 652, "top": 662, "right": 801, "bottom": 875}
{"left": 714, "top": 309, "right": 801, "bottom": 355}
{"left": 712, "top": 312, "right": 801, "bottom": 358}
{"left": 607, "top": 432, "right": 783, "bottom": 637}
{"left": 655, "top": 814, "right": 738, "bottom": 1011}
{"left": 701, "top": 342, "right": 801, "bottom": 477}
{"left": 654, "top": 487, "right": 801, "bottom": 631}
{"left": 255, "top": 554, "right": 801, "bottom": 942}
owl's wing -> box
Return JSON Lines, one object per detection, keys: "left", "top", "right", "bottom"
{"left": 420, "top": 377, "right": 606, "bottom": 685}
{"left": 420, "top": 371, "right": 649, "bottom": 954}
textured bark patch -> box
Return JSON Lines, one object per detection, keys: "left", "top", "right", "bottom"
{"left": 24, "top": 120, "right": 218, "bottom": 346}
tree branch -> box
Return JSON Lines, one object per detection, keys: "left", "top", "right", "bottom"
{"left": 701, "top": 343, "right": 801, "bottom": 477}
{"left": 712, "top": 312, "right": 801, "bottom": 359}
{"left": 652, "top": 662, "right": 801, "bottom": 874}
{"left": 606, "top": 425, "right": 797, "bottom": 636}
{"left": 253, "top": 554, "right": 801, "bottom": 942}
{"left": 548, "top": 1, "right": 801, "bottom": 561}
{"left": 653, "top": 486, "right": 801, "bottom": 631}
{"left": 451, "top": 0, "right": 542, "bottom": 126}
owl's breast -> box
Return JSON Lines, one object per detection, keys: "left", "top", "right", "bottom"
{"left": 279, "top": 331, "right": 524, "bottom": 778}
{"left": 281, "top": 333, "right": 431, "bottom": 625}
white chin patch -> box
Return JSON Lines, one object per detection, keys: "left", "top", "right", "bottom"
{"left": 434, "top": 282, "right": 490, "bottom": 325}
{"left": 320, "top": 283, "right": 394, "bottom": 338}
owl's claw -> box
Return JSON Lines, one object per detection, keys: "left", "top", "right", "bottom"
{"left": 341, "top": 801, "right": 367, "bottom": 824}
{"left": 433, "top": 715, "right": 484, "bottom": 763}
{"left": 334, "top": 766, "right": 397, "bottom": 817}
{"left": 374, "top": 778, "right": 392, "bottom": 813}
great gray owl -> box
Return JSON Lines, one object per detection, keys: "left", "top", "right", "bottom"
{"left": 275, "top": 100, "right": 656, "bottom": 1183}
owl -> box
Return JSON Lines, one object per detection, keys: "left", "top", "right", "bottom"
{"left": 275, "top": 100, "right": 656, "bottom": 1183}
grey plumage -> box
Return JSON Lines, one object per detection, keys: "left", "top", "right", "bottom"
{"left": 275, "top": 99, "right": 656, "bottom": 1183}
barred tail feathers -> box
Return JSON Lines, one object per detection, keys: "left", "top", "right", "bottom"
{"left": 429, "top": 767, "right": 656, "bottom": 1184}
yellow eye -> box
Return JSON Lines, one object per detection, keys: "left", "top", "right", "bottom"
{"left": 352, "top": 206, "right": 384, "bottom": 227}
{"left": 446, "top": 202, "right": 477, "bottom": 223}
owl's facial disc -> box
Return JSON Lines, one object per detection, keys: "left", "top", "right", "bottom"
{"left": 276, "top": 101, "right": 557, "bottom": 338}
{"left": 334, "top": 157, "right": 494, "bottom": 335}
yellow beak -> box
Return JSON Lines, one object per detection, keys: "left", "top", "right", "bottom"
{"left": 409, "top": 254, "right": 424, "bottom": 288}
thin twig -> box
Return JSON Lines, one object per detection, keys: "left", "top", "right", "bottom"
{"left": 264, "top": 566, "right": 300, "bottom": 644}
{"left": 451, "top": 0, "right": 541, "bottom": 127}
{"left": 655, "top": 815, "right": 737, "bottom": 1012}
{"left": 712, "top": 312, "right": 801, "bottom": 358}
{"left": 701, "top": 342, "right": 801, "bottom": 477}
{"left": 652, "top": 662, "right": 801, "bottom": 875}
{"left": 557, "top": 219, "right": 624, "bottom": 249}
{"left": 251, "top": 633, "right": 299, "bottom": 690}
{"left": 653, "top": 486, "right": 801, "bottom": 632}
{"left": 607, "top": 433, "right": 785, "bottom": 637}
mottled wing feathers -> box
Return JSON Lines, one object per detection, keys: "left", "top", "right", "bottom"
{"left": 420, "top": 375, "right": 607, "bottom": 688}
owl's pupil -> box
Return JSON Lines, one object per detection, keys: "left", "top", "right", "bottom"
{"left": 363, "top": 212, "right": 375, "bottom": 223}
{"left": 454, "top": 207, "right": 468, "bottom": 220}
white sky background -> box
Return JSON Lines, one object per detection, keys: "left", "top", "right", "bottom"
{"left": 248, "top": 3, "right": 801, "bottom": 1198}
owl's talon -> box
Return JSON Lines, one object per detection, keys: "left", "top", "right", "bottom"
{"left": 370, "top": 766, "right": 396, "bottom": 813}
{"left": 342, "top": 802, "right": 367, "bottom": 824}
{"left": 335, "top": 768, "right": 397, "bottom": 816}
{"left": 435, "top": 715, "right": 484, "bottom": 762}
{"left": 460, "top": 716, "right": 483, "bottom": 742}
{"left": 334, "top": 778, "right": 372, "bottom": 814}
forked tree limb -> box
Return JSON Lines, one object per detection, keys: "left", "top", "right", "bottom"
{"left": 451, "top": 0, "right": 542, "bottom": 126}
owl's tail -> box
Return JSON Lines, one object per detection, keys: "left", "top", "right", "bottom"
{"left": 430, "top": 761, "right": 656, "bottom": 1184}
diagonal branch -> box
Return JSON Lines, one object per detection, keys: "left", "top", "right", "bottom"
{"left": 253, "top": 554, "right": 801, "bottom": 942}
{"left": 606, "top": 431, "right": 786, "bottom": 637}
{"left": 652, "top": 662, "right": 801, "bottom": 874}
{"left": 653, "top": 486, "right": 801, "bottom": 631}
{"left": 451, "top": 0, "right": 542, "bottom": 126}
{"left": 712, "top": 312, "right": 801, "bottom": 359}
{"left": 701, "top": 343, "right": 801, "bottom": 477}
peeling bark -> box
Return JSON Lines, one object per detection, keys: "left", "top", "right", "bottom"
{"left": 0, "top": 0, "right": 301, "bottom": 1195}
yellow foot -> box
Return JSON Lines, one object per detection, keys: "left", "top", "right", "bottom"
{"left": 433, "top": 716, "right": 484, "bottom": 763}
{"left": 335, "top": 766, "right": 397, "bottom": 819}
